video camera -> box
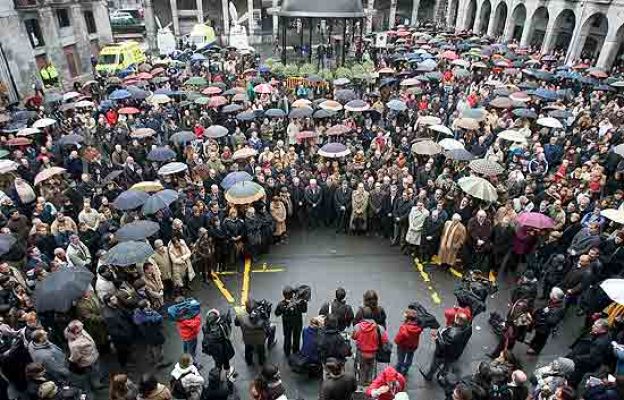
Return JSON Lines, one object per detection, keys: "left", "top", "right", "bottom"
{"left": 249, "top": 299, "right": 272, "bottom": 323}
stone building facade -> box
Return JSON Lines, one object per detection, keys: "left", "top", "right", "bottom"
{"left": 0, "top": 0, "right": 113, "bottom": 101}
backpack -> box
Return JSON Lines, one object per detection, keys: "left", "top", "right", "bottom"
{"left": 171, "top": 371, "right": 192, "bottom": 399}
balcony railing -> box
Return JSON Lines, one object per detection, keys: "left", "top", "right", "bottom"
{"left": 13, "top": 0, "right": 39, "bottom": 8}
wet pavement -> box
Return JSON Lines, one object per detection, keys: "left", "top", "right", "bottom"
{"left": 99, "top": 227, "right": 583, "bottom": 399}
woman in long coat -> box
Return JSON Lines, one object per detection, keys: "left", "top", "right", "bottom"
{"left": 405, "top": 202, "right": 429, "bottom": 256}
{"left": 168, "top": 236, "right": 195, "bottom": 290}
{"left": 350, "top": 183, "right": 369, "bottom": 234}
{"left": 438, "top": 213, "right": 467, "bottom": 267}
{"left": 270, "top": 196, "right": 287, "bottom": 242}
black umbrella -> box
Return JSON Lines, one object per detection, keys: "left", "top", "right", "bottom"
{"left": 169, "top": 131, "right": 196, "bottom": 145}
{"left": 112, "top": 190, "right": 149, "bottom": 210}
{"left": 103, "top": 170, "right": 123, "bottom": 183}
{"left": 147, "top": 146, "right": 177, "bottom": 162}
{"left": 34, "top": 268, "right": 94, "bottom": 312}
{"left": 58, "top": 134, "right": 85, "bottom": 146}
{"left": 104, "top": 241, "right": 154, "bottom": 266}
{"left": 116, "top": 220, "right": 160, "bottom": 241}
{"left": 0, "top": 234, "right": 16, "bottom": 256}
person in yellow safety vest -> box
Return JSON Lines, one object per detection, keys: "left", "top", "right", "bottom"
{"left": 40, "top": 61, "right": 59, "bottom": 87}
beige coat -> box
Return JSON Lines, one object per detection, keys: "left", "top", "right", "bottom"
{"left": 270, "top": 200, "right": 287, "bottom": 236}
{"left": 438, "top": 220, "right": 467, "bottom": 266}
{"left": 149, "top": 250, "right": 173, "bottom": 281}
{"left": 65, "top": 325, "right": 99, "bottom": 368}
{"left": 349, "top": 189, "right": 369, "bottom": 230}
{"left": 168, "top": 240, "right": 195, "bottom": 287}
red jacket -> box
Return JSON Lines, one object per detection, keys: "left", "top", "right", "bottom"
{"left": 353, "top": 320, "right": 387, "bottom": 356}
{"left": 175, "top": 314, "right": 201, "bottom": 341}
{"left": 365, "top": 366, "right": 406, "bottom": 400}
{"left": 394, "top": 321, "right": 423, "bottom": 351}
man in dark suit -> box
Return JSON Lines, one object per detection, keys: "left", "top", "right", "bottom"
{"left": 289, "top": 176, "right": 306, "bottom": 226}
{"left": 392, "top": 187, "right": 413, "bottom": 249}
{"left": 304, "top": 179, "right": 323, "bottom": 229}
{"left": 382, "top": 184, "right": 399, "bottom": 239}
{"left": 334, "top": 180, "right": 352, "bottom": 234}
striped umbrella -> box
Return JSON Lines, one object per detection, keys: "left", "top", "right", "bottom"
{"left": 469, "top": 159, "right": 505, "bottom": 176}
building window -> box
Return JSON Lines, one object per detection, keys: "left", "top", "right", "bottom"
{"left": 24, "top": 18, "right": 45, "bottom": 48}
{"left": 64, "top": 45, "right": 81, "bottom": 77}
{"left": 56, "top": 9, "right": 70, "bottom": 28}
{"left": 84, "top": 11, "right": 97, "bottom": 34}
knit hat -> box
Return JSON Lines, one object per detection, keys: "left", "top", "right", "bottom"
{"left": 552, "top": 357, "right": 575, "bottom": 376}
{"left": 38, "top": 381, "right": 58, "bottom": 399}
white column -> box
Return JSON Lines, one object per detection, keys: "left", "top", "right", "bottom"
{"left": 486, "top": 7, "right": 497, "bottom": 36}
{"left": 196, "top": 0, "right": 204, "bottom": 23}
{"left": 93, "top": 1, "right": 113, "bottom": 43}
{"left": 472, "top": 2, "right": 482, "bottom": 33}
{"left": 69, "top": 4, "right": 91, "bottom": 75}
{"left": 389, "top": 0, "right": 397, "bottom": 29}
{"left": 411, "top": 0, "right": 420, "bottom": 27}
{"left": 565, "top": 30, "right": 587, "bottom": 65}
{"left": 366, "top": 0, "right": 374, "bottom": 33}
{"left": 272, "top": 0, "right": 279, "bottom": 39}
{"left": 520, "top": 21, "right": 533, "bottom": 47}
{"left": 222, "top": 0, "right": 230, "bottom": 37}
{"left": 143, "top": 0, "right": 157, "bottom": 53}
{"left": 170, "top": 0, "right": 180, "bottom": 36}
{"left": 597, "top": 40, "right": 620, "bottom": 70}
{"left": 540, "top": 17, "right": 556, "bottom": 54}
{"left": 454, "top": 0, "right": 466, "bottom": 32}
{"left": 247, "top": 0, "right": 254, "bottom": 39}
{"left": 502, "top": 12, "right": 514, "bottom": 41}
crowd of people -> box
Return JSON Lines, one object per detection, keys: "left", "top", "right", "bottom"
{"left": 0, "top": 23, "right": 623, "bottom": 400}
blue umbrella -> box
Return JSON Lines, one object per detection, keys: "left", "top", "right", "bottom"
{"left": 58, "top": 134, "right": 85, "bottom": 146}
{"left": 191, "top": 53, "right": 207, "bottom": 61}
{"left": 532, "top": 88, "right": 558, "bottom": 101}
{"left": 34, "top": 268, "right": 94, "bottom": 312}
{"left": 386, "top": 99, "right": 407, "bottom": 111}
{"left": 0, "top": 233, "right": 16, "bottom": 256}
{"left": 335, "top": 89, "right": 356, "bottom": 103}
{"left": 313, "top": 109, "right": 334, "bottom": 119}
{"left": 221, "top": 171, "right": 253, "bottom": 190}
{"left": 147, "top": 146, "right": 177, "bottom": 162}
{"left": 445, "top": 148, "right": 476, "bottom": 161}
{"left": 236, "top": 112, "right": 256, "bottom": 121}
{"left": 104, "top": 241, "right": 154, "bottom": 266}
{"left": 98, "top": 100, "right": 114, "bottom": 111}
{"left": 265, "top": 108, "right": 286, "bottom": 118}
{"left": 113, "top": 190, "right": 149, "bottom": 210}
{"left": 169, "top": 131, "right": 196, "bottom": 144}
{"left": 1, "top": 121, "right": 26, "bottom": 133}
{"left": 580, "top": 76, "right": 599, "bottom": 85}
{"left": 109, "top": 89, "right": 132, "bottom": 101}
{"left": 154, "top": 87, "right": 174, "bottom": 95}
{"left": 126, "top": 86, "right": 150, "bottom": 100}
{"left": 512, "top": 108, "right": 537, "bottom": 119}
{"left": 44, "top": 93, "right": 63, "bottom": 103}
{"left": 289, "top": 107, "right": 313, "bottom": 118}
{"left": 12, "top": 110, "right": 38, "bottom": 121}
{"left": 548, "top": 109, "right": 572, "bottom": 119}
{"left": 116, "top": 220, "right": 160, "bottom": 241}
{"left": 222, "top": 104, "right": 243, "bottom": 113}
{"left": 142, "top": 189, "right": 179, "bottom": 215}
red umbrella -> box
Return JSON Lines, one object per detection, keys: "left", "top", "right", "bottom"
{"left": 589, "top": 69, "right": 608, "bottom": 79}
{"left": 326, "top": 124, "right": 351, "bottom": 135}
{"left": 209, "top": 96, "right": 227, "bottom": 108}
{"left": 6, "top": 137, "right": 32, "bottom": 146}
{"left": 151, "top": 67, "right": 165, "bottom": 76}
{"left": 136, "top": 72, "right": 153, "bottom": 80}
{"left": 118, "top": 107, "right": 140, "bottom": 115}
{"left": 202, "top": 86, "right": 222, "bottom": 95}
{"left": 516, "top": 212, "right": 555, "bottom": 230}
{"left": 296, "top": 131, "right": 318, "bottom": 140}
{"left": 254, "top": 84, "right": 272, "bottom": 94}
{"left": 572, "top": 63, "right": 589, "bottom": 70}
{"left": 440, "top": 50, "right": 459, "bottom": 60}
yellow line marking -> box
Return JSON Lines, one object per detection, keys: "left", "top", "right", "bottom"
{"left": 449, "top": 267, "right": 463, "bottom": 279}
{"left": 415, "top": 259, "right": 442, "bottom": 305}
{"left": 211, "top": 272, "right": 235, "bottom": 303}
{"left": 252, "top": 268, "right": 285, "bottom": 273}
{"left": 240, "top": 256, "right": 251, "bottom": 306}
{"left": 215, "top": 271, "right": 239, "bottom": 276}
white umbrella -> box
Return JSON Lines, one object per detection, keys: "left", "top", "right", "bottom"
{"left": 32, "top": 118, "right": 57, "bottom": 129}
{"left": 0, "top": 160, "right": 18, "bottom": 174}
{"left": 74, "top": 100, "right": 94, "bottom": 108}
{"left": 451, "top": 59, "right": 470, "bottom": 68}
{"left": 62, "top": 92, "right": 81, "bottom": 102}
{"left": 613, "top": 143, "right": 624, "bottom": 157}
{"left": 158, "top": 162, "right": 188, "bottom": 175}
{"left": 498, "top": 129, "right": 528, "bottom": 144}
{"left": 416, "top": 116, "right": 441, "bottom": 126}
{"left": 600, "top": 279, "right": 624, "bottom": 304}
{"left": 149, "top": 94, "right": 171, "bottom": 104}
{"left": 438, "top": 138, "right": 464, "bottom": 150}
{"left": 428, "top": 124, "right": 453, "bottom": 136}
{"left": 17, "top": 127, "right": 40, "bottom": 137}
{"left": 458, "top": 176, "right": 498, "bottom": 202}
{"left": 601, "top": 209, "right": 624, "bottom": 224}
{"left": 536, "top": 117, "right": 563, "bottom": 129}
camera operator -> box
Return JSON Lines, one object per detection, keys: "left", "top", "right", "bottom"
{"left": 235, "top": 300, "right": 267, "bottom": 366}
{"left": 275, "top": 286, "right": 308, "bottom": 357}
